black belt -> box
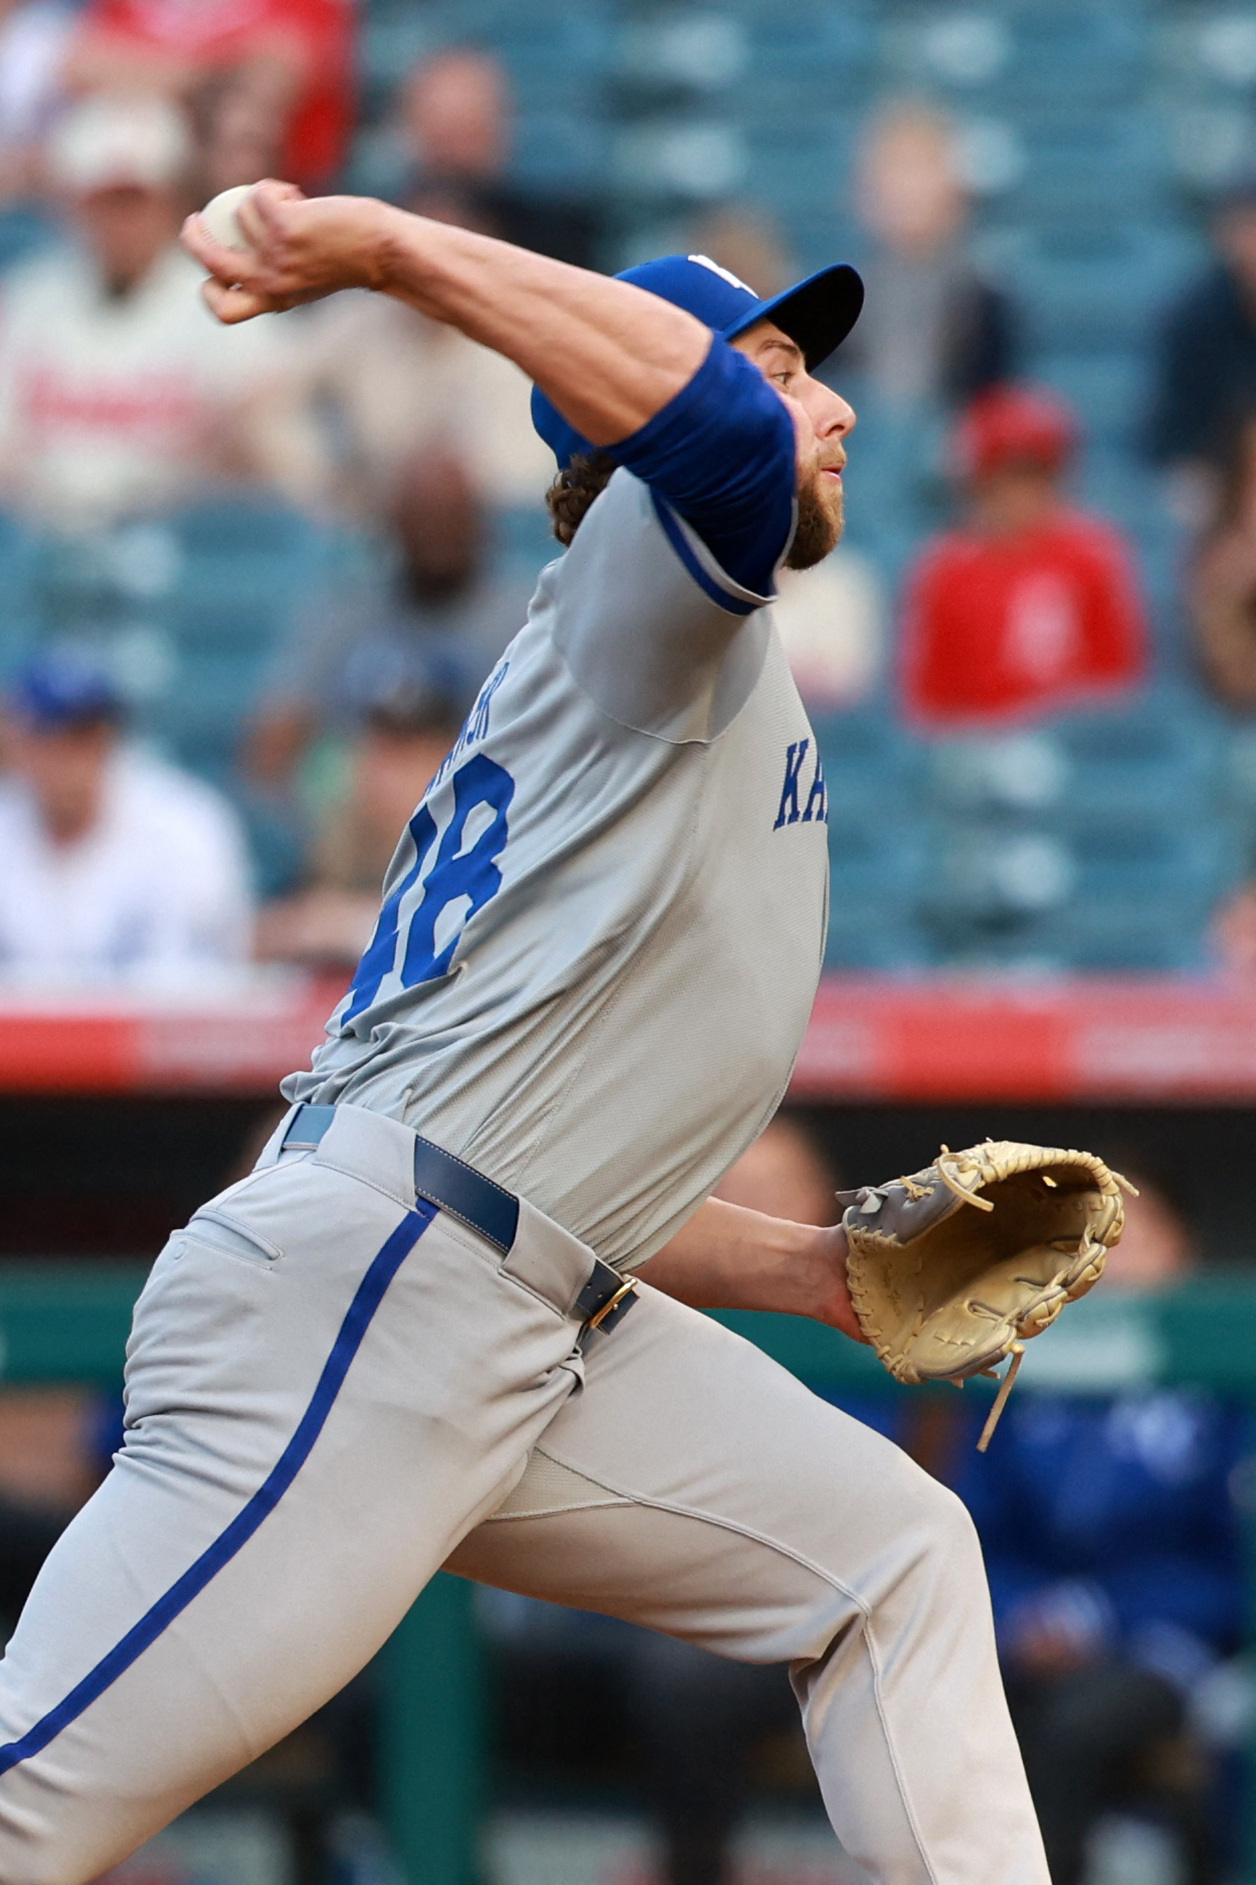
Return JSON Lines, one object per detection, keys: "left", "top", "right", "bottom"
{"left": 281, "top": 1103, "right": 637, "bottom": 1338}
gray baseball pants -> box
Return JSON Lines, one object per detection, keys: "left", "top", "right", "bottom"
{"left": 0, "top": 1104, "right": 1048, "bottom": 1885}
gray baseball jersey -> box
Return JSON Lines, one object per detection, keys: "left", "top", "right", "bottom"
{"left": 284, "top": 467, "right": 831, "bottom": 1267}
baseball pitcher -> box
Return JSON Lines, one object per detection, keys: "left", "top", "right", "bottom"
{"left": 0, "top": 185, "right": 1069, "bottom": 1885}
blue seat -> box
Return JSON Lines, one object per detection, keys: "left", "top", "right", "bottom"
{"left": 921, "top": 805, "right": 1241, "bottom": 933}
{"left": 741, "top": 116, "right": 856, "bottom": 217}
{"left": 781, "top": 211, "right": 864, "bottom": 280}
{"left": 921, "top": 854, "right": 1228, "bottom": 975}
{"left": 824, "top": 912, "right": 936, "bottom": 973}
{"left": 0, "top": 205, "right": 58, "bottom": 276}
{"left": 891, "top": 3, "right": 1150, "bottom": 109}
{"left": 421, "top": 0, "right": 613, "bottom": 76}
{"left": 933, "top": 907, "right": 1212, "bottom": 975}
{"left": 1057, "top": 810, "right": 1242, "bottom": 903}
{"left": 23, "top": 501, "right": 332, "bottom": 768}
{"left": 734, "top": 0, "right": 874, "bottom": 79}
{"left": 156, "top": 646, "right": 274, "bottom": 771}
{"left": 922, "top": 697, "right": 1224, "bottom": 821}
{"left": 512, "top": 112, "right": 611, "bottom": 189}
{"left": 165, "top": 500, "right": 331, "bottom": 649}
{"left": 613, "top": 116, "right": 749, "bottom": 203}
{"left": 813, "top": 709, "right": 923, "bottom": 816}
{"left": 825, "top": 810, "right": 932, "bottom": 971}
{"left": 998, "top": 109, "right": 1168, "bottom": 220}
{"left": 170, "top": 497, "right": 317, "bottom": 559}
{"left": 494, "top": 505, "right": 558, "bottom": 578}
{"left": 1074, "top": 449, "right": 1176, "bottom": 538}
{"left": 1223, "top": 723, "right": 1256, "bottom": 830}
{"left": 0, "top": 510, "right": 37, "bottom": 673}
{"left": 834, "top": 394, "right": 942, "bottom": 555}
{"left": 1033, "top": 351, "right": 1150, "bottom": 446}
{"left": 1045, "top": 696, "right": 1226, "bottom": 815}
{"left": 979, "top": 8, "right": 1150, "bottom": 109}
{"left": 997, "top": 220, "right": 1204, "bottom": 354}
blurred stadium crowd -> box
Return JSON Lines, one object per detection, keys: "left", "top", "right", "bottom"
{"left": 12, "top": 0, "right": 1256, "bottom": 984}
{"left": 3, "top": 10, "right": 1256, "bottom": 1885}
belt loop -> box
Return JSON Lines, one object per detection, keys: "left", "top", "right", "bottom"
{"left": 281, "top": 1104, "right": 338, "bottom": 1153}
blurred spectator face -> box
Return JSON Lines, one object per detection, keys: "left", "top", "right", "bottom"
{"left": 954, "top": 385, "right": 1076, "bottom": 536}
{"left": 403, "top": 50, "right": 508, "bottom": 180}
{"left": 47, "top": 93, "right": 191, "bottom": 293}
{"left": 1216, "top": 200, "right": 1256, "bottom": 300}
{"left": 713, "top": 1116, "right": 835, "bottom": 1224}
{"left": 392, "top": 449, "right": 484, "bottom": 600}
{"left": 73, "top": 182, "right": 181, "bottom": 293}
{"left": 6, "top": 718, "right": 115, "bottom": 845}
{"left": 353, "top": 716, "right": 457, "bottom": 855}
{"left": 199, "top": 63, "right": 295, "bottom": 198}
{"left": 4, "top": 648, "right": 124, "bottom": 844}
{"left": 1100, "top": 1176, "right": 1194, "bottom": 1292}
{"left": 969, "top": 463, "right": 1061, "bottom": 537}
{"left": 857, "top": 105, "right": 966, "bottom": 260}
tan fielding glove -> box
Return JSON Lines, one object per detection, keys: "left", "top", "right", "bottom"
{"left": 839, "top": 1141, "right": 1129, "bottom": 1449}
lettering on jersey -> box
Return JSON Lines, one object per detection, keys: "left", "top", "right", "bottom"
{"left": 432, "top": 659, "right": 510, "bottom": 790}
{"left": 802, "top": 751, "right": 828, "bottom": 825}
{"left": 341, "top": 754, "right": 515, "bottom": 1024}
{"left": 773, "top": 738, "right": 828, "bottom": 829}
{"left": 774, "top": 739, "right": 809, "bottom": 827}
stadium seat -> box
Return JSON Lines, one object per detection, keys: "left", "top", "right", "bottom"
{"left": 991, "top": 219, "right": 1204, "bottom": 355}
{"left": 923, "top": 696, "right": 1225, "bottom": 820}
{"left": 1032, "top": 350, "right": 1150, "bottom": 447}
{"left": 937, "top": 907, "right": 1214, "bottom": 975}
{"left": 884, "top": 3, "right": 1152, "bottom": 110}
{"left": 513, "top": 111, "right": 612, "bottom": 190}
{"left": 988, "top": 109, "right": 1168, "bottom": 222}
{"left": 920, "top": 802, "right": 1241, "bottom": 968}
{"left": 0, "top": 205, "right": 58, "bottom": 276}
{"left": 22, "top": 500, "right": 333, "bottom": 780}
{"left": 741, "top": 117, "right": 858, "bottom": 218}
{"left": 494, "top": 505, "right": 559, "bottom": 579}
{"left": 825, "top": 809, "right": 933, "bottom": 971}
{"left": 813, "top": 708, "right": 923, "bottom": 815}
{"left": 614, "top": 116, "right": 749, "bottom": 203}
{"left": 0, "top": 510, "right": 37, "bottom": 676}
{"left": 727, "top": 0, "right": 874, "bottom": 78}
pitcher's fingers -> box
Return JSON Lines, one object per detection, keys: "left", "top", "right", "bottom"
{"left": 181, "top": 211, "right": 260, "bottom": 285}
{"left": 237, "top": 178, "right": 306, "bottom": 253}
{"left": 200, "top": 277, "right": 275, "bottom": 324}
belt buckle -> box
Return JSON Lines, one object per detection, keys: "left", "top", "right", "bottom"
{"left": 585, "top": 1276, "right": 638, "bottom": 1333}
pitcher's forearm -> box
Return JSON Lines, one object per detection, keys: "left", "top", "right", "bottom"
{"left": 636, "top": 1198, "right": 865, "bottom": 1340}
{"left": 373, "top": 208, "right": 710, "bottom": 443}
{"left": 184, "top": 186, "right": 710, "bottom": 446}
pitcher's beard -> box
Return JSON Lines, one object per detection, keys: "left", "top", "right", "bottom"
{"left": 785, "top": 474, "right": 843, "bottom": 570}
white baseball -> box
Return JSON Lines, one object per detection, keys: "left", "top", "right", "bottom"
{"left": 199, "top": 183, "right": 260, "bottom": 251}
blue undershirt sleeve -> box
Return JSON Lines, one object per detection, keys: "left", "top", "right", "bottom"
{"left": 609, "top": 335, "right": 798, "bottom": 602}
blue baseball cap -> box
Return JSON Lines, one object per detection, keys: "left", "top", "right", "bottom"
{"left": 532, "top": 251, "right": 864, "bottom": 468}
{"left": 8, "top": 644, "right": 123, "bottom": 729}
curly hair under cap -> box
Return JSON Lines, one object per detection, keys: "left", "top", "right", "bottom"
{"left": 546, "top": 444, "right": 841, "bottom": 571}
{"left": 545, "top": 451, "right": 617, "bottom": 545}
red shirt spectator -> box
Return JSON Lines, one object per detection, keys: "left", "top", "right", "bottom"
{"left": 900, "top": 385, "right": 1148, "bottom": 726}
{"left": 68, "top": 0, "right": 353, "bottom": 190}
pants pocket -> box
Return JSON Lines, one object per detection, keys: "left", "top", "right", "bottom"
{"left": 179, "top": 1208, "right": 284, "bottom": 1268}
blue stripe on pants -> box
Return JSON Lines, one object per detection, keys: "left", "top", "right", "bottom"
{"left": 0, "top": 1199, "right": 438, "bottom": 1778}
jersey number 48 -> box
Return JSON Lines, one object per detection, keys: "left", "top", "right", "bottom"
{"left": 341, "top": 754, "right": 515, "bottom": 1026}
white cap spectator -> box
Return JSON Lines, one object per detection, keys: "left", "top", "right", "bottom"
{"left": 46, "top": 88, "right": 191, "bottom": 193}
{"left": 0, "top": 643, "right": 254, "bottom": 985}
{"left": 0, "top": 92, "right": 312, "bottom": 522}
